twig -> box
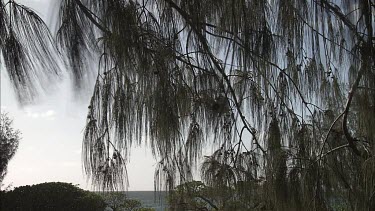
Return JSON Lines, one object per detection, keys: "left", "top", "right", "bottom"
{"left": 318, "top": 112, "right": 345, "bottom": 159}
{"left": 74, "top": 0, "right": 111, "bottom": 34}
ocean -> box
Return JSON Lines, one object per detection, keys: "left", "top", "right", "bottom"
{"left": 126, "top": 191, "right": 168, "bottom": 211}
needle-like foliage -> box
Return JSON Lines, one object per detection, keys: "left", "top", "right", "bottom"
{"left": 1, "top": 1, "right": 61, "bottom": 103}
{"left": 1, "top": 0, "right": 375, "bottom": 210}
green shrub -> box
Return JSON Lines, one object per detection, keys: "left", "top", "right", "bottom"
{"left": 0, "top": 182, "right": 106, "bottom": 211}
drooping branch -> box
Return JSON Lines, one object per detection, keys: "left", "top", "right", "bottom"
{"left": 318, "top": 0, "right": 358, "bottom": 38}
{"left": 164, "top": 0, "right": 265, "bottom": 153}
{"left": 341, "top": 0, "right": 374, "bottom": 158}
{"left": 74, "top": 0, "right": 111, "bottom": 34}
{"left": 342, "top": 63, "right": 366, "bottom": 157}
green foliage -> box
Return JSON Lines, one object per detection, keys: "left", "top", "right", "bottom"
{"left": 122, "top": 198, "right": 142, "bottom": 211}
{"left": 0, "top": 182, "right": 106, "bottom": 211}
{"left": 101, "top": 191, "right": 130, "bottom": 210}
{"left": 0, "top": 113, "right": 21, "bottom": 186}
{"left": 100, "top": 191, "right": 155, "bottom": 211}
{"left": 1, "top": 0, "right": 375, "bottom": 210}
{"left": 169, "top": 181, "right": 212, "bottom": 210}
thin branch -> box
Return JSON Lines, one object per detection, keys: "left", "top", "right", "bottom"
{"left": 318, "top": 112, "right": 345, "bottom": 159}
{"left": 197, "top": 195, "right": 219, "bottom": 210}
{"left": 342, "top": 65, "right": 365, "bottom": 157}
{"left": 74, "top": 0, "right": 111, "bottom": 34}
{"left": 318, "top": 0, "right": 358, "bottom": 37}
{"left": 164, "top": 0, "right": 265, "bottom": 153}
{"left": 318, "top": 144, "right": 349, "bottom": 161}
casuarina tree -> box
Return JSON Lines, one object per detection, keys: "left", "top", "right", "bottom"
{"left": 0, "top": 0, "right": 374, "bottom": 210}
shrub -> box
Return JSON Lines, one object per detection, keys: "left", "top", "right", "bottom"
{"left": 0, "top": 182, "right": 106, "bottom": 211}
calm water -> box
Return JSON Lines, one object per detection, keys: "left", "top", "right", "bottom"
{"left": 126, "top": 191, "right": 168, "bottom": 211}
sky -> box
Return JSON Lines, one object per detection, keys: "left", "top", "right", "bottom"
{"left": 1, "top": 0, "right": 157, "bottom": 191}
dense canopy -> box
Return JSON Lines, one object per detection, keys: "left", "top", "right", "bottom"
{"left": 0, "top": 0, "right": 374, "bottom": 210}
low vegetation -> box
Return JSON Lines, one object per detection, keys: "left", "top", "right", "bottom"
{"left": 100, "top": 191, "right": 155, "bottom": 211}
{"left": 0, "top": 182, "right": 105, "bottom": 211}
{"left": 0, "top": 182, "right": 154, "bottom": 211}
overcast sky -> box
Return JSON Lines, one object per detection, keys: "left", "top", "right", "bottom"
{"left": 1, "top": 0, "right": 157, "bottom": 191}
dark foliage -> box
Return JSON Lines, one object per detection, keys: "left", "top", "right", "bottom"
{"left": 0, "top": 182, "right": 106, "bottom": 211}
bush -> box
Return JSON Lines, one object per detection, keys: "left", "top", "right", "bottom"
{"left": 0, "top": 182, "right": 106, "bottom": 211}
{"left": 100, "top": 192, "right": 156, "bottom": 211}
